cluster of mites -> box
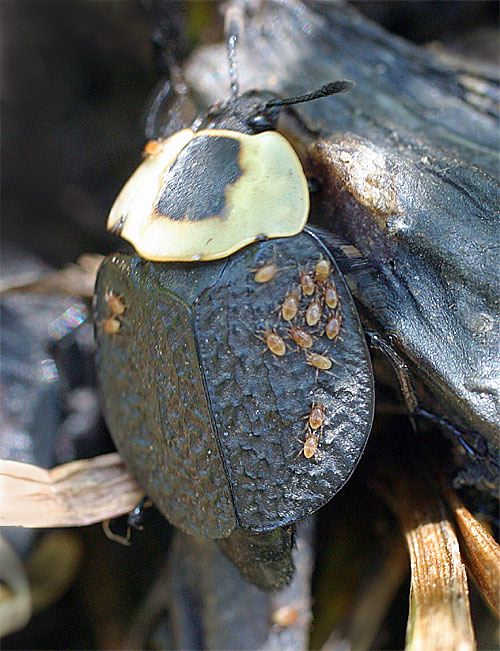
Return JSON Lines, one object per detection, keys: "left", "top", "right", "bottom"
{"left": 252, "top": 255, "right": 343, "bottom": 374}
{"left": 103, "top": 293, "right": 126, "bottom": 334}
{"left": 252, "top": 256, "right": 342, "bottom": 460}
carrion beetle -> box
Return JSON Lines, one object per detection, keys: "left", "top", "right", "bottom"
{"left": 95, "top": 16, "right": 377, "bottom": 589}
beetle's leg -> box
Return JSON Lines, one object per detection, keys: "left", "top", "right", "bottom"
{"left": 127, "top": 496, "right": 152, "bottom": 530}
{"left": 367, "top": 331, "right": 497, "bottom": 466}
{"left": 414, "top": 408, "right": 498, "bottom": 468}
{"left": 102, "top": 496, "right": 151, "bottom": 546}
{"left": 366, "top": 331, "right": 418, "bottom": 432}
{"left": 102, "top": 519, "right": 131, "bottom": 546}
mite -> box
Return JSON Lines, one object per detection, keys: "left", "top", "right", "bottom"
{"left": 325, "top": 314, "right": 342, "bottom": 340}
{"left": 103, "top": 317, "right": 121, "bottom": 335}
{"left": 308, "top": 402, "right": 326, "bottom": 430}
{"left": 253, "top": 260, "right": 279, "bottom": 284}
{"left": 288, "top": 325, "right": 314, "bottom": 349}
{"left": 306, "top": 351, "right": 333, "bottom": 372}
{"left": 314, "top": 257, "right": 331, "bottom": 283}
{"left": 324, "top": 282, "right": 339, "bottom": 310}
{"left": 299, "top": 270, "right": 316, "bottom": 296}
{"left": 281, "top": 287, "right": 301, "bottom": 321}
{"left": 272, "top": 606, "right": 300, "bottom": 628}
{"left": 300, "top": 428, "right": 321, "bottom": 459}
{"left": 305, "top": 298, "right": 323, "bottom": 327}
{"left": 106, "top": 292, "right": 126, "bottom": 317}
{"left": 143, "top": 139, "right": 164, "bottom": 156}
{"left": 256, "top": 327, "right": 287, "bottom": 357}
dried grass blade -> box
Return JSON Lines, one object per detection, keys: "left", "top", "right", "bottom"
{"left": 0, "top": 453, "right": 143, "bottom": 527}
{"left": 446, "top": 490, "right": 500, "bottom": 616}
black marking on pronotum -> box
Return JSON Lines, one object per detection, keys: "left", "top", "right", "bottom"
{"left": 155, "top": 136, "right": 242, "bottom": 221}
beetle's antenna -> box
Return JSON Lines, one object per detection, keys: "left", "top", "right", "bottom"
{"left": 266, "top": 80, "right": 355, "bottom": 108}
{"left": 225, "top": 6, "right": 242, "bottom": 98}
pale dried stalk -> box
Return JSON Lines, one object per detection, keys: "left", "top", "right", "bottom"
{"left": 446, "top": 490, "right": 500, "bottom": 616}
{"left": 380, "top": 469, "right": 476, "bottom": 651}
{"left": 403, "top": 510, "right": 475, "bottom": 651}
{"left": 0, "top": 453, "right": 143, "bottom": 527}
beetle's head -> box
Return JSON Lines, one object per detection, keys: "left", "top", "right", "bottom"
{"left": 198, "top": 9, "right": 354, "bottom": 135}
{"left": 199, "top": 82, "right": 354, "bottom": 135}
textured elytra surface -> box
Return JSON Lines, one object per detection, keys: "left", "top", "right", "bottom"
{"left": 195, "top": 232, "right": 374, "bottom": 532}
{"left": 95, "top": 255, "right": 236, "bottom": 538}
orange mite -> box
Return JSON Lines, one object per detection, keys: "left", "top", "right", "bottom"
{"left": 253, "top": 261, "right": 279, "bottom": 283}
{"left": 106, "top": 292, "right": 126, "bottom": 316}
{"left": 301, "top": 428, "right": 320, "bottom": 459}
{"left": 143, "top": 139, "right": 164, "bottom": 156}
{"left": 281, "top": 288, "right": 300, "bottom": 321}
{"left": 256, "top": 328, "right": 286, "bottom": 356}
{"left": 308, "top": 403, "right": 326, "bottom": 430}
{"left": 325, "top": 314, "right": 342, "bottom": 340}
{"left": 314, "top": 257, "right": 331, "bottom": 283}
{"left": 288, "top": 326, "right": 313, "bottom": 349}
{"left": 272, "top": 605, "right": 299, "bottom": 628}
{"left": 299, "top": 270, "right": 315, "bottom": 296}
{"left": 324, "top": 282, "right": 339, "bottom": 309}
{"left": 305, "top": 298, "right": 322, "bottom": 326}
{"left": 103, "top": 316, "right": 121, "bottom": 335}
{"left": 306, "top": 351, "right": 332, "bottom": 371}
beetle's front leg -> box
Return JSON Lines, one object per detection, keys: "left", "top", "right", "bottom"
{"left": 366, "top": 331, "right": 418, "bottom": 429}
{"left": 366, "top": 331, "right": 495, "bottom": 469}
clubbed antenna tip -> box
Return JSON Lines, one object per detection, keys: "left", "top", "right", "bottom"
{"left": 266, "top": 80, "right": 355, "bottom": 108}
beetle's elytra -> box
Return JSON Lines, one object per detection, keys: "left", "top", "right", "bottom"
{"left": 95, "top": 232, "right": 374, "bottom": 538}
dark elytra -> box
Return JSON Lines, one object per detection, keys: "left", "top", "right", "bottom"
{"left": 155, "top": 135, "right": 242, "bottom": 221}
{"left": 95, "top": 229, "right": 374, "bottom": 538}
